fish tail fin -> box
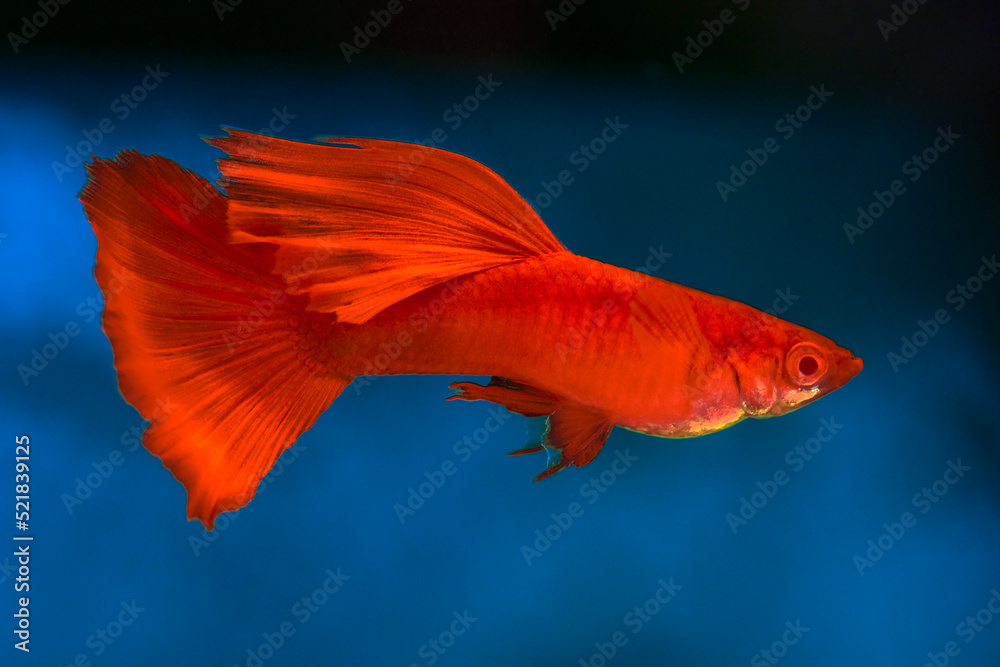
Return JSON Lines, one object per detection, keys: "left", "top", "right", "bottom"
{"left": 81, "top": 151, "right": 352, "bottom": 530}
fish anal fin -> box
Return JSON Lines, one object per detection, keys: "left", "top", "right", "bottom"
{"left": 446, "top": 376, "right": 561, "bottom": 418}
{"left": 446, "top": 377, "right": 615, "bottom": 480}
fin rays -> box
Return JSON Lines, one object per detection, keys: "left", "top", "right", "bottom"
{"left": 448, "top": 376, "right": 616, "bottom": 481}
{"left": 207, "top": 129, "right": 566, "bottom": 323}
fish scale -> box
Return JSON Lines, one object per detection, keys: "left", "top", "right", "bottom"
{"left": 348, "top": 252, "right": 699, "bottom": 430}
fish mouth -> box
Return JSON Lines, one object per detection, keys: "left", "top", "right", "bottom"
{"left": 827, "top": 354, "right": 863, "bottom": 392}
{"left": 848, "top": 355, "right": 864, "bottom": 379}
{"left": 814, "top": 353, "right": 863, "bottom": 398}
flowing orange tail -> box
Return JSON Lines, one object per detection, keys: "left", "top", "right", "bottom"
{"left": 82, "top": 129, "right": 566, "bottom": 529}
{"left": 81, "top": 151, "right": 350, "bottom": 530}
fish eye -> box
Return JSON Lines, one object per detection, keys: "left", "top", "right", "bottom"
{"left": 785, "top": 343, "right": 828, "bottom": 387}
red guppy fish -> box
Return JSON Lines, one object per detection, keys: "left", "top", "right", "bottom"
{"left": 80, "top": 129, "right": 863, "bottom": 529}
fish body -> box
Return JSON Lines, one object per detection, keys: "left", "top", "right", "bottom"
{"left": 351, "top": 255, "right": 713, "bottom": 434}
{"left": 350, "top": 254, "right": 653, "bottom": 423}
{"left": 80, "top": 129, "right": 862, "bottom": 528}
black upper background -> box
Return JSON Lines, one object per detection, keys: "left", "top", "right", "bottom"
{"left": 5, "top": 0, "right": 998, "bottom": 139}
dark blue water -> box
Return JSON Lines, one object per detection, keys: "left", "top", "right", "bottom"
{"left": 2, "top": 17, "right": 999, "bottom": 667}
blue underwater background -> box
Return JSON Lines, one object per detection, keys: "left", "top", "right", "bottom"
{"left": 2, "top": 2, "right": 1000, "bottom": 666}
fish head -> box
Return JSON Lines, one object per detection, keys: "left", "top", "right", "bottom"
{"left": 688, "top": 294, "right": 863, "bottom": 422}
{"left": 764, "top": 328, "right": 863, "bottom": 417}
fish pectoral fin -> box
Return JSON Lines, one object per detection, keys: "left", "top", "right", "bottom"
{"left": 446, "top": 376, "right": 561, "bottom": 418}
{"left": 533, "top": 403, "right": 616, "bottom": 482}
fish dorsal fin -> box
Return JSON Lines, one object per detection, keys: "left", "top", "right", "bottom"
{"left": 448, "top": 377, "right": 615, "bottom": 481}
{"left": 207, "top": 129, "right": 566, "bottom": 323}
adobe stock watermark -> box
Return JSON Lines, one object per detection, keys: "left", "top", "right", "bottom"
{"left": 545, "top": 0, "right": 587, "bottom": 31}
{"left": 852, "top": 459, "right": 970, "bottom": 576}
{"left": 577, "top": 578, "right": 682, "bottom": 667}
{"left": 716, "top": 84, "right": 833, "bottom": 202}
{"left": 920, "top": 587, "right": 1000, "bottom": 667}
{"left": 224, "top": 236, "right": 326, "bottom": 356}
{"left": 877, "top": 0, "right": 928, "bottom": 41}
{"left": 55, "top": 600, "right": 144, "bottom": 667}
{"left": 339, "top": 0, "right": 412, "bottom": 63}
{"left": 383, "top": 74, "right": 502, "bottom": 188}
{"left": 16, "top": 268, "right": 133, "bottom": 386}
{"left": 737, "top": 286, "right": 801, "bottom": 347}
{"left": 52, "top": 65, "right": 170, "bottom": 182}
{"left": 555, "top": 244, "right": 671, "bottom": 362}
{"left": 62, "top": 397, "right": 176, "bottom": 514}
{"left": 527, "top": 116, "right": 628, "bottom": 211}
{"left": 672, "top": 0, "right": 752, "bottom": 73}
{"left": 844, "top": 126, "right": 960, "bottom": 244}
{"left": 213, "top": 0, "right": 243, "bottom": 21}
{"left": 723, "top": 285, "right": 801, "bottom": 346}
{"left": 406, "top": 610, "right": 477, "bottom": 667}
{"left": 188, "top": 443, "right": 308, "bottom": 556}
{"left": 182, "top": 106, "right": 296, "bottom": 226}
{"left": 393, "top": 407, "right": 512, "bottom": 524}
{"left": 681, "top": 286, "right": 801, "bottom": 404}
{"left": 520, "top": 449, "right": 638, "bottom": 566}
{"left": 232, "top": 568, "right": 349, "bottom": 667}
{"left": 0, "top": 556, "right": 15, "bottom": 586}
{"left": 557, "top": 290, "right": 628, "bottom": 363}
{"left": 750, "top": 619, "right": 809, "bottom": 667}
{"left": 350, "top": 276, "right": 471, "bottom": 395}
{"left": 725, "top": 417, "right": 842, "bottom": 534}
{"left": 886, "top": 253, "right": 996, "bottom": 373}
{"left": 7, "top": 0, "right": 69, "bottom": 54}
